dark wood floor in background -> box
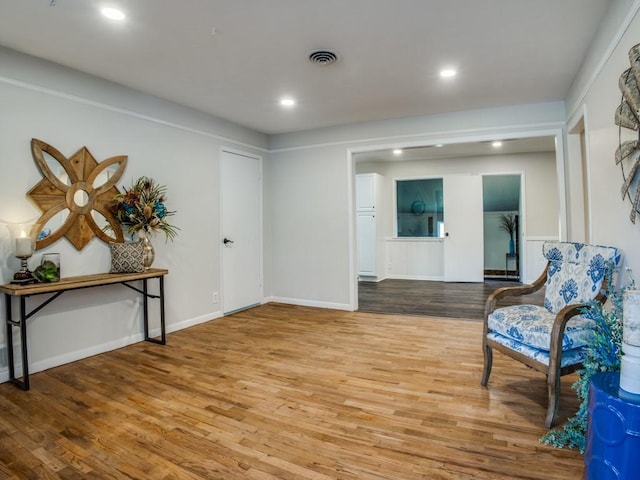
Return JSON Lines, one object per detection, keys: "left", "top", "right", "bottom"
{"left": 358, "top": 279, "right": 546, "bottom": 319}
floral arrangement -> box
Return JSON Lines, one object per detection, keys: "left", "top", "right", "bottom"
{"left": 110, "top": 176, "right": 178, "bottom": 241}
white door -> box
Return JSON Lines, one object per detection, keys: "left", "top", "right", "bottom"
{"left": 220, "top": 150, "right": 262, "bottom": 314}
{"left": 443, "top": 174, "right": 484, "bottom": 282}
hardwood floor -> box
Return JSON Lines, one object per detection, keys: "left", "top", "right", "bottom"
{"left": 358, "top": 279, "right": 546, "bottom": 319}
{"left": 0, "top": 304, "right": 582, "bottom": 479}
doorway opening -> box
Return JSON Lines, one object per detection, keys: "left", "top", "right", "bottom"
{"left": 353, "top": 134, "right": 560, "bottom": 315}
{"left": 482, "top": 174, "right": 521, "bottom": 281}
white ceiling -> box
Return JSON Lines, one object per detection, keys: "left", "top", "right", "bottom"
{"left": 0, "top": 0, "right": 611, "bottom": 135}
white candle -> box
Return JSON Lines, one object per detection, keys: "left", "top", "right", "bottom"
{"left": 15, "top": 237, "right": 33, "bottom": 257}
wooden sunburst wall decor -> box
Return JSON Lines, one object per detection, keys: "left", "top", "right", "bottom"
{"left": 616, "top": 43, "right": 640, "bottom": 223}
{"left": 27, "top": 139, "right": 127, "bottom": 250}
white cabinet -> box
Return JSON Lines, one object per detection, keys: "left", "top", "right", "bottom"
{"left": 357, "top": 212, "right": 377, "bottom": 276}
{"left": 356, "top": 173, "right": 384, "bottom": 279}
{"left": 356, "top": 174, "right": 377, "bottom": 211}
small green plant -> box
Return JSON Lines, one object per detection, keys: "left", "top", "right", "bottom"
{"left": 33, "top": 260, "right": 60, "bottom": 283}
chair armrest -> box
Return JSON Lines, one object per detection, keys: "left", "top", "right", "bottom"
{"left": 548, "top": 302, "right": 591, "bottom": 366}
{"left": 483, "top": 263, "right": 549, "bottom": 319}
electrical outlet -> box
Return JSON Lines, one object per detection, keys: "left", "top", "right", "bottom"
{"left": 212, "top": 292, "right": 219, "bottom": 303}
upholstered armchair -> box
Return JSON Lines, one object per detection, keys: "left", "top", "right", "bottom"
{"left": 481, "top": 241, "right": 621, "bottom": 427}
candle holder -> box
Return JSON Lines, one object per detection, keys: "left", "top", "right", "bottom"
{"left": 13, "top": 253, "right": 35, "bottom": 284}
{"left": 9, "top": 223, "right": 36, "bottom": 285}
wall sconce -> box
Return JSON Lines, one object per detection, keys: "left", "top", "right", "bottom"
{"left": 8, "top": 222, "right": 36, "bottom": 284}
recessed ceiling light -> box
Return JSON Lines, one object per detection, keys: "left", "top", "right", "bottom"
{"left": 101, "top": 7, "right": 126, "bottom": 21}
{"left": 435, "top": 144, "right": 444, "bottom": 148}
{"left": 393, "top": 149, "right": 403, "bottom": 156}
{"left": 439, "top": 68, "right": 457, "bottom": 78}
{"left": 280, "top": 97, "right": 296, "bottom": 107}
{"left": 492, "top": 141, "right": 503, "bottom": 148}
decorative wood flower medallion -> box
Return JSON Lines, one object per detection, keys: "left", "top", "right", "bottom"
{"left": 27, "top": 139, "right": 127, "bottom": 250}
{"left": 616, "top": 43, "right": 640, "bottom": 223}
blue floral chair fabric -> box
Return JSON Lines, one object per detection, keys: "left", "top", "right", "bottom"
{"left": 481, "top": 241, "right": 621, "bottom": 428}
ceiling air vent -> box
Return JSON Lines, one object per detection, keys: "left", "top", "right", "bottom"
{"left": 308, "top": 49, "right": 340, "bottom": 65}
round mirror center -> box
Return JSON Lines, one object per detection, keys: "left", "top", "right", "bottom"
{"left": 74, "top": 189, "right": 89, "bottom": 207}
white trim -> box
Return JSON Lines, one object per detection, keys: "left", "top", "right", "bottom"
{"left": 272, "top": 122, "right": 566, "bottom": 154}
{"left": 566, "top": 0, "right": 640, "bottom": 121}
{"left": 554, "top": 132, "right": 568, "bottom": 241}
{"left": 0, "top": 74, "right": 268, "bottom": 153}
{"left": 525, "top": 236, "right": 560, "bottom": 241}
{"left": 347, "top": 149, "right": 358, "bottom": 310}
{"left": 263, "top": 296, "right": 353, "bottom": 312}
{"left": 386, "top": 274, "right": 443, "bottom": 281}
{"left": 166, "top": 311, "right": 222, "bottom": 333}
{"left": 582, "top": 105, "right": 593, "bottom": 243}
{"left": 567, "top": 104, "right": 593, "bottom": 243}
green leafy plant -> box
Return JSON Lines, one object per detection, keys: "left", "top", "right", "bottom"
{"left": 540, "top": 267, "right": 633, "bottom": 452}
{"left": 33, "top": 260, "right": 60, "bottom": 283}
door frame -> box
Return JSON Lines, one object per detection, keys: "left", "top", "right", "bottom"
{"left": 219, "top": 146, "right": 264, "bottom": 314}
{"left": 348, "top": 127, "right": 566, "bottom": 311}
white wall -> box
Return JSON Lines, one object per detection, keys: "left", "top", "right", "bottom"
{"left": 263, "top": 145, "right": 352, "bottom": 309}
{"left": 564, "top": 2, "right": 640, "bottom": 283}
{"left": 0, "top": 47, "right": 267, "bottom": 380}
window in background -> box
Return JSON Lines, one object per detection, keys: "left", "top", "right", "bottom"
{"left": 396, "top": 178, "right": 444, "bottom": 237}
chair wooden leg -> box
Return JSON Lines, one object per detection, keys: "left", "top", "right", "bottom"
{"left": 481, "top": 343, "right": 493, "bottom": 386}
{"left": 545, "top": 371, "right": 561, "bottom": 428}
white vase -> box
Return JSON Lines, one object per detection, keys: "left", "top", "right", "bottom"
{"left": 137, "top": 230, "right": 155, "bottom": 269}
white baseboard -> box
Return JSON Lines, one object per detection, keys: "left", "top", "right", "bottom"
{"left": 358, "top": 275, "right": 386, "bottom": 282}
{"left": 386, "top": 274, "right": 444, "bottom": 281}
{"left": 166, "top": 310, "right": 222, "bottom": 334}
{"left": 263, "top": 296, "right": 353, "bottom": 311}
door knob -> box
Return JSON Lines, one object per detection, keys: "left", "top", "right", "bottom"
{"left": 223, "top": 238, "right": 234, "bottom": 245}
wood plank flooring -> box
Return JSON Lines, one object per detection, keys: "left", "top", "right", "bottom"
{"left": 0, "top": 303, "right": 582, "bottom": 479}
{"left": 358, "top": 279, "right": 546, "bottom": 319}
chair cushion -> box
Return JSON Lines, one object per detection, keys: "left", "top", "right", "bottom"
{"left": 487, "top": 332, "right": 586, "bottom": 368}
{"left": 487, "top": 304, "right": 595, "bottom": 351}
{"left": 542, "top": 242, "right": 621, "bottom": 314}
